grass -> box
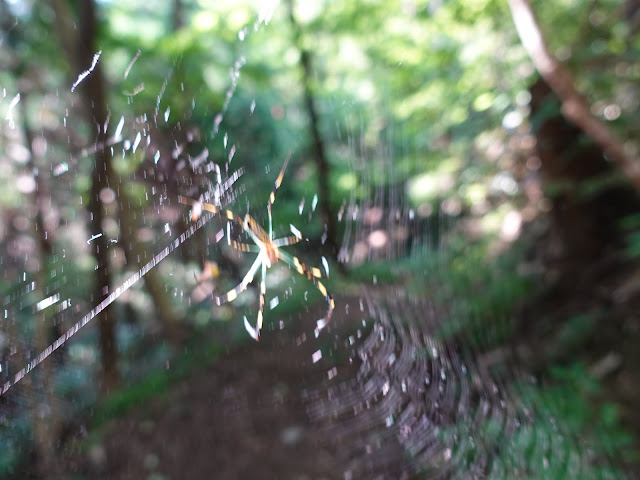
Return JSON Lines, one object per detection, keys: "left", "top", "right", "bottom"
{"left": 92, "top": 340, "right": 225, "bottom": 429}
{"left": 346, "top": 233, "right": 634, "bottom": 477}
{"left": 3, "top": 228, "right": 633, "bottom": 478}
{"left": 345, "top": 233, "right": 531, "bottom": 351}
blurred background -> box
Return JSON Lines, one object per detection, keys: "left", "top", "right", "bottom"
{"left": 0, "top": 0, "right": 639, "bottom": 478}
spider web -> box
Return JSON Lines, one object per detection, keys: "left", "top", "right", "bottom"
{"left": 306, "top": 132, "right": 625, "bottom": 478}
{"left": 0, "top": 14, "right": 256, "bottom": 397}
{"left": 0, "top": 2, "right": 631, "bottom": 479}
{"left": 0, "top": 3, "right": 273, "bottom": 471}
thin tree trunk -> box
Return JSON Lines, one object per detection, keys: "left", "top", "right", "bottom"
{"left": 20, "top": 93, "right": 62, "bottom": 476}
{"left": 286, "top": 0, "right": 339, "bottom": 255}
{"left": 51, "top": 0, "right": 120, "bottom": 393}
{"left": 79, "top": 0, "right": 122, "bottom": 394}
{"left": 172, "top": 0, "right": 185, "bottom": 31}
{"left": 0, "top": 2, "right": 61, "bottom": 470}
{"left": 508, "top": 0, "right": 640, "bottom": 189}
{"left": 54, "top": 0, "right": 184, "bottom": 357}
{"left": 117, "top": 196, "right": 184, "bottom": 342}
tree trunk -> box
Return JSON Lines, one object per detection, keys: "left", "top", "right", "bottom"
{"left": 54, "top": 0, "right": 185, "bottom": 360}
{"left": 172, "top": 0, "right": 185, "bottom": 31}
{"left": 19, "top": 93, "right": 63, "bottom": 477}
{"left": 509, "top": 0, "right": 640, "bottom": 189}
{"left": 286, "top": 0, "right": 339, "bottom": 255}
{"left": 529, "top": 79, "right": 640, "bottom": 266}
{"left": 51, "top": 0, "right": 120, "bottom": 393}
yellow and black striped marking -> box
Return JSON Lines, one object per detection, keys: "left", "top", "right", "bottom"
{"left": 180, "top": 156, "right": 333, "bottom": 340}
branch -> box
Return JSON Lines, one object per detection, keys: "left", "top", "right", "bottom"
{"left": 508, "top": 0, "right": 640, "bottom": 189}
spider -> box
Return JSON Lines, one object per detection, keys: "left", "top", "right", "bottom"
{"left": 178, "top": 156, "right": 334, "bottom": 341}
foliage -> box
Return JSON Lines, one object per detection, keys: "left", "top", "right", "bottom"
{"left": 504, "top": 364, "right": 634, "bottom": 479}
{"left": 0, "top": 0, "right": 638, "bottom": 477}
{"left": 621, "top": 213, "right": 640, "bottom": 258}
{"left": 347, "top": 234, "right": 532, "bottom": 351}
{"left": 92, "top": 341, "right": 225, "bottom": 429}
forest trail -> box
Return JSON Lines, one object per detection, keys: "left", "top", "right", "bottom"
{"left": 53, "top": 295, "right": 409, "bottom": 480}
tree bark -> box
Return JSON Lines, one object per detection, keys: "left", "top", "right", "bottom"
{"left": 286, "top": 0, "right": 339, "bottom": 255}
{"left": 19, "top": 92, "right": 63, "bottom": 477}
{"left": 172, "top": 0, "right": 185, "bottom": 31}
{"left": 76, "top": 0, "right": 121, "bottom": 394}
{"left": 54, "top": 0, "right": 184, "bottom": 364}
{"left": 529, "top": 79, "right": 640, "bottom": 265}
{"left": 508, "top": 0, "right": 640, "bottom": 189}
{"left": 51, "top": 0, "right": 121, "bottom": 393}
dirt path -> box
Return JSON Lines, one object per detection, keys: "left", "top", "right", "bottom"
{"left": 49, "top": 273, "right": 640, "bottom": 479}
{"left": 57, "top": 298, "right": 389, "bottom": 480}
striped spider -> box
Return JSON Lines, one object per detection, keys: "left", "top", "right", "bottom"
{"left": 179, "top": 156, "right": 334, "bottom": 340}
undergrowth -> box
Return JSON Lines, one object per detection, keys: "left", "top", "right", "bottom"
{"left": 348, "top": 233, "right": 633, "bottom": 477}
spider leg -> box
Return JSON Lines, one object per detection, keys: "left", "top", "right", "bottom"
{"left": 243, "top": 259, "right": 268, "bottom": 341}
{"left": 278, "top": 251, "right": 335, "bottom": 335}
{"left": 273, "top": 224, "right": 304, "bottom": 247}
{"left": 266, "top": 153, "right": 291, "bottom": 240}
{"left": 179, "top": 195, "right": 240, "bottom": 224}
{"left": 279, "top": 250, "right": 324, "bottom": 279}
{"left": 178, "top": 195, "right": 222, "bottom": 214}
{"left": 268, "top": 152, "right": 291, "bottom": 207}
{"left": 243, "top": 316, "right": 259, "bottom": 341}
{"left": 258, "top": 259, "right": 267, "bottom": 332}
{"left": 229, "top": 239, "right": 260, "bottom": 252}
{"left": 212, "top": 253, "right": 263, "bottom": 306}
{"left": 226, "top": 220, "right": 259, "bottom": 252}
{"left": 242, "top": 214, "right": 269, "bottom": 248}
{"left": 273, "top": 235, "right": 301, "bottom": 248}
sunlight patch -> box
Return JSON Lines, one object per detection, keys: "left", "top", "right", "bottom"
{"left": 337, "top": 172, "right": 358, "bottom": 191}
{"left": 408, "top": 172, "right": 455, "bottom": 203}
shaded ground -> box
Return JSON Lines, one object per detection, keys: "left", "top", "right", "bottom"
{"left": 40, "top": 250, "right": 640, "bottom": 479}
{"left": 53, "top": 296, "right": 401, "bottom": 480}
{"left": 514, "top": 251, "right": 640, "bottom": 475}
